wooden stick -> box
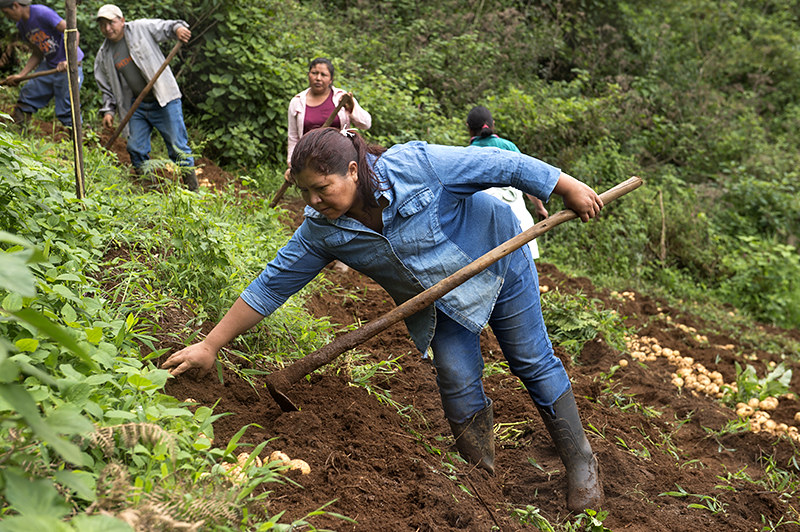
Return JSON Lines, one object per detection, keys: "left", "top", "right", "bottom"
{"left": 104, "top": 41, "right": 183, "bottom": 149}
{"left": 269, "top": 94, "right": 354, "bottom": 208}
{"left": 0, "top": 67, "right": 59, "bottom": 86}
{"left": 65, "top": 0, "right": 85, "bottom": 200}
{"left": 266, "top": 176, "right": 644, "bottom": 411}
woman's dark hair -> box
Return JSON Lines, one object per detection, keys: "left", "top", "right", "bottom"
{"left": 290, "top": 127, "right": 387, "bottom": 208}
{"left": 308, "top": 57, "right": 335, "bottom": 80}
{"left": 466, "top": 105, "right": 495, "bottom": 139}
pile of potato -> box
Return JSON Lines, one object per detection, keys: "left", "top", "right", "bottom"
{"left": 623, "top": 332, "right": 800, "bottom": 442}
{"left": 220, "top": 452, "right": 262, "bottom": 483}
{"left": 610, "top": 290, "right": 636, "bottom": 301}
{"left": 625, "top": 334, "right": 735, "bottom": 399}
{"left": 735, "top": 398, "right": 800, "bottom": 442}
{"left": 268, "top": 450, "right": 311, "bottom": 475}
{"left": 219, "top": 450, "right": 311, "bottom": 484}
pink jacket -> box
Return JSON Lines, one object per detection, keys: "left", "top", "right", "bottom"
{"left": 287, "top": 86, "right": 372, "bottom": 165}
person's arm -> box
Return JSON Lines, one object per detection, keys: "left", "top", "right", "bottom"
{"left": 3, "top": 46, "right": 42, "bottom": 85}
{"left": 144, "top": 19, "right": 190, "bottom": 43}
{"left": 526, "top": 194, "right": 549, "bottom": 220}
{"left": 287, "top": 95, "right": 301, "bottom": 167}
{"left": 94, "top": 51, "right": 118, "bottom": 127}
{"left": 161, "top": 297, "right": 264, "bottom": 376}
{"left": 551, "top": 172, "right": 603, "bottom": 222}
{"left": 53, "top": 19, "right": 77, "bottom": 72}
{"left": 346, "top": 93, "right": 371, "bottom": 130}
{"left": 161, "top": 225, "right": 333, "bottom": 377}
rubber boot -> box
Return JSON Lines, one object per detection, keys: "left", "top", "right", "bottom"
{"left": 448, "top": 399, "right": 495, "bottom": 474}
{"left": 536, "top": 389, "right": 603, "bottom": 512}
{"left": 183, "top": 168, "right": 199, "bottom": 191}
{"left": 11, "top": 106, "right": 31, "bottom": 126}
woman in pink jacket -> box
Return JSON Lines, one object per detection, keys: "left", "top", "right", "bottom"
{"left": 286, "top": 58, "right": 371, "bottom": 173}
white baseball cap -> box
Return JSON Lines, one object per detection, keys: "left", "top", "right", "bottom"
{"left": 96, "top": 4, "right": 123, "bottom": 21}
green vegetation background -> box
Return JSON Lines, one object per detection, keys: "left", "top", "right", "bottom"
{"left": 42, "top": 0, "right": 798, "bottom": 327}
{"left": 1, "top": 0, "right": 800, "bottom": 529}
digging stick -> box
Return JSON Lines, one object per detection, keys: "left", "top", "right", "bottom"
{"left": 65, "top": 0, "right": 85, "bottom": 200}
{"left": 0, "top": 67, "right": 59, "bottom": 86}
{"left": 265, "top": 175, "right": 644, "bottom": 411}
{"left": 269, "top": 93, "right": 354, "bottom": 208}
{"left": 104, "top": 41, "right": 183, "bottom": 149}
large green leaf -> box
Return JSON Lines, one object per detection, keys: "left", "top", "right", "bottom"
{"left": 0, "top": 253, "right": 36, "bottom": 298}
{"left": 0, "top": 384, "right": 86, "bottom": 466}
{"left": 10, "top": 308, "right": 98, "bottom": 371}
{"left": 2, "top": 469, "right": 70, "bottom": 518}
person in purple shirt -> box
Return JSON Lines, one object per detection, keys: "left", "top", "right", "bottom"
{"left": 163, "top": 127, "right": 605, "bottom": 512}
{"left": 0, "top": 0, "right": 84, "bottom": 127}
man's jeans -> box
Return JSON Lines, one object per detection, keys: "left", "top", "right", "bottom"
{"left": 430, "top": 262, "right": 570, "bottom": 423}
{"left": 127, "top": 98, "right": 194, "bottom": 170}
{"left": 17, "top": 64, "right": 83, "bottom": 127}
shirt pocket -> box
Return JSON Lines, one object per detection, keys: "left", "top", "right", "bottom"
{"left": 397, "top": 188, "right": 436, "bottom": 244}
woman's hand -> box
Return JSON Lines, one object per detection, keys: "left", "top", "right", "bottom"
{"left": 343, "top": 92, "right": 355, "bottom": 113}
{"left": 102, "top": 112, "right": 115, "bottom": 129}
{"left": 161, "top": 340, "right": 217, "bottom": 377}
{"left": 553, "top": 173, "right": 603, "bottom": 222}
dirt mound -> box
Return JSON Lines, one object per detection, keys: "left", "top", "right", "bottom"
{"left": 161, "top": 200, "right": 800, "bottom": 530}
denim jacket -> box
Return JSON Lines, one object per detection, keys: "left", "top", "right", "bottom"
{"left": 94, "top": 19, "right": 187, "bottom": 134}
{"left": 241, "top": 142, "right": 560, "bottom": 353}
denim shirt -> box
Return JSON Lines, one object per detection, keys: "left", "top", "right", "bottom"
{"left": 241, "top": 141, "right": 560, "bottom": 353}
{"left": 94, "top": 19, "right": 187, "bottom": 134}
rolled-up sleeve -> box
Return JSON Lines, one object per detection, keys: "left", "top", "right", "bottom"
{"left": 425, "top": 144, "right": 560, "bottom": 201}
{"left": 240, "top": 226, "right": 333, "bottom": 316}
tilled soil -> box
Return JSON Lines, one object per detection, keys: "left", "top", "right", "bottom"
{"left": 163, "top": 200, "right": 800, "bottom": 531}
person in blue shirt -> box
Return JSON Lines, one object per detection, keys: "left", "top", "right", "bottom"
{"left": 163, "top": 127, "right": 604, "bottom": 512}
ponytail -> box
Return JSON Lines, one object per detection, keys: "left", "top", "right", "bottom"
{"left": 466, "top": 105, "right": 495, "bottom": 139}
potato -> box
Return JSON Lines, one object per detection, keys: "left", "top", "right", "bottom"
{"left": 287, "top": 459, "right": 311, "bottom": 475}
{"left": 794, "top": 412, "right": 800, "bottom": 424}
{"left": 269, "top": 450, "right": 291, "bottom": 465}
{"left": 748, "top": 397, "right": 760, "bottom": 409}
{"left": 759, "top": 397, "right": 779, "bottom": 411}
{"left": 618, "top": 359, "right": 629, "bottom": 368}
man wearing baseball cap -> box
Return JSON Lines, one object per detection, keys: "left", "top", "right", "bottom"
{"left": 94, "top": 4, "right": 198, "bottom": 190}
{"left": 0, "top": 0, "right": 84, "bottom": 127}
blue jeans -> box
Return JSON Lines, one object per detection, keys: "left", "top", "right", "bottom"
{"left": 429, "top": 261, "right": 570, "bottom": 423}
{"left": 127, "top": 99, "right": 194, "bottom": 170}
{"left": 18, "top": 64, "right": 83, "bottom": 127}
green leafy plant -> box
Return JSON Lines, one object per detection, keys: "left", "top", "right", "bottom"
{"left": 725, "top": 361, "right": 792, "bottom": 405}
{"left": 541, "top": 290, "right": 628, "bottom": 361}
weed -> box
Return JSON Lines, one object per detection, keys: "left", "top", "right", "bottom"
{"left": 540, "top": 289, "right": 629, "bottom": 362}
{"left": 659, "top": 484, "right": 728, "bottom": 515}
{"left": 509, "top": 504, "right": 555, "bottom": 530}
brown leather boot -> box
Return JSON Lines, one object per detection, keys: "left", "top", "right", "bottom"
{"left": 537, "top": 389, "right": 603, "bottom": 512}
{"left": 448, "top": 399, "right": 495, "bottom": 474}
